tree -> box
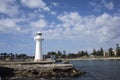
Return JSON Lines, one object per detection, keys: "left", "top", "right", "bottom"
{"left": 77, "top": 50, "right": 88, "bottom": 57}
{"left": 8, "top": 53, "right": 15, "bottom": 60}
{"left": 108, "top": 48, "right": 114, "bottom": 57}
{"left": 85, "top": 50, "right": 89, "bottom": 56}
{"left": 61, "top": 53, "right": 66, "bottom": 58}
{"left": 63, "top": 50, "right": 66, "bottom": 54}
{"left": 99, "top": 47, "right": 104, "bottom": 56}
{"left": 68, "top": 53, "right": 77, "bottom": 58}
{"left": 57, "top": 50, "right": 62, "bottom": 58}
{"left": 97, "top": 50, "right": 101, "bottom": 56}
{"left": 17, "top": 54, "right": 28, "bottom": 59}
{"left": 77, "top": 51, "right": 81, "bottom": 57}
{"left": 47, "top": 51, "right": 56, "bottom": 55}
{"left": 61, "top": 50, "right": 67, "bottom": 58}
{"left": 0, "top": 53, "right": 8, "bottom": 60}
{"left": 116, "top": 44, "right": 120, "bottom": 56}
{"left": 47, "top": 51, "right": 57, "bottom": 58}
{"left": 91, "top": 49, "right": 97, "bottom": 56}
{"left": 77, "top": 51, "right": 87, "bottom": 57}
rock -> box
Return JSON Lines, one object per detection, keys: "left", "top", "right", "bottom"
{"left": 31, "top": 69, "right": 39, "bottom": 75}
{"left": 13, "top": 67, "right": 84, "bottom": 79}
{"left": 63, "top": 60, "right": 70, "bottom": 64}
{"left": 40, "top": 71, "right": 52, "bottom": 78}
{"left": 53, "top": 67, "right": 73, "bottom": 72}
{"left": 0, "top": 66, "right": 14, "bottom": 80}
{"left": 0, "top": 64, "right": 85, "bottom": 79}
{"left": 52, "top": 67, "right": 84, "bottom": 78}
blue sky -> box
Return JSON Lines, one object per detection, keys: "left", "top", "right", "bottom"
{"left": 0, "top": 0, "right": 120, "bottom": 55}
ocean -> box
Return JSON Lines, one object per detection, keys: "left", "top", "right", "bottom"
{"left": 69, "top": 59, "right": 120, "bottom": 80}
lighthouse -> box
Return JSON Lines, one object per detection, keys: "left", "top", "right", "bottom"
{"left": 34, "top": 32, "right": 44, "bottom": 61}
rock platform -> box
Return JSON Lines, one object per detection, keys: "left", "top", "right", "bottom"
{"left": 0, "top": 61, "right": 85, "bottom": 80}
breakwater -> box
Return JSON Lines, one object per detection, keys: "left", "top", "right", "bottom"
{"left": 0, "top": 61, "right": 85, "bottom": 80}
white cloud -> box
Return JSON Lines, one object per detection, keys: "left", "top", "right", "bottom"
{"left": 1, "top": 10, "right": 119, "bottom": 44}
{"left": 89, "top": 0, "right": 114, "bottom": 12}
{"left": 0, "top": 0, "right": 19, "bottom": 16}
{"left": 57, "top": 12, "right": 84, "bottom": 35}
{"left": 21, "top": 0, "right": 50, "bottom": 11}
{"left": 30, "top": 19, "right": 48, "bottom": 29}
{"left": 0, "top": 18, "right": 21, "bottom": 32}
{"left": 39, "top": 14, "right": 45, "bottom": 18}
{"left": 43, "top": 7, "right": 50, "bottom": 11}
{"left": 51, "top": 11, "right": 56, "bottom": 15}
{"left": 51, "top": 2, "right": 59, "bottom": 6}
{"left": 0, "top": 17, "right": 31, "bottom": 34}
{"left": 49, "top": 12, "right": 120, "bottom": 43}
{"left": 94, "top": 5, "right": 101, "bottom": 12}
{"left": 102, "top": 0, "right": 114, "bottom": 10}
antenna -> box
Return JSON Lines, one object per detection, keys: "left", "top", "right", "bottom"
{"left": 32, "top": 27, "right": 42, "bottom": 37}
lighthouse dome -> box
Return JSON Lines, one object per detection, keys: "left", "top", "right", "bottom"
{"left": 36, "top": 32, "right": 42, "bottom": 36}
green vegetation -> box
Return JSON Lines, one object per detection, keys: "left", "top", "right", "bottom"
{"left": 0, "top": 44, "right": 120, "bottom": 60}
{"left": 46, "top": 50, "right": 89, "bottom": 59}
{"left": 47, "top": 43, "right": 120, "bottom": 59}
{"left": 0, "top": 53, "right": 30, "bottom": 61}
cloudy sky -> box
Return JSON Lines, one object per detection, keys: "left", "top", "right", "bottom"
{"left": 0, "top": 0, "right": 120, "bottom": 55}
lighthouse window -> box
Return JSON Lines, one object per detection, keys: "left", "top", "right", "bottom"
{"left": 36, "top": 33, "right": 42, "bottom": 35}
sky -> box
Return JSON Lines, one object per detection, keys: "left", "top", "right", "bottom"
{"left": 0, "top": 0, "right": 120, "bottom": 55}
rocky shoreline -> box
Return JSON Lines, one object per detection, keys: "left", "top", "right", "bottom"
{"left": 0, "top": 62, "right": 85, "bottom": 80}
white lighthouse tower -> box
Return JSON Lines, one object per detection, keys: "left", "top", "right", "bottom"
{"left": 34, "top": 32, "right": 44, "bottom": 61}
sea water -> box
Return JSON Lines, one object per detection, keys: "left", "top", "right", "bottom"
{"left": 70, "top": 59, "right": 120, "bottom": 80}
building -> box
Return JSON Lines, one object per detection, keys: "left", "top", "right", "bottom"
{"left": 34, "top": 32, "right": 44, "bottom": 61}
